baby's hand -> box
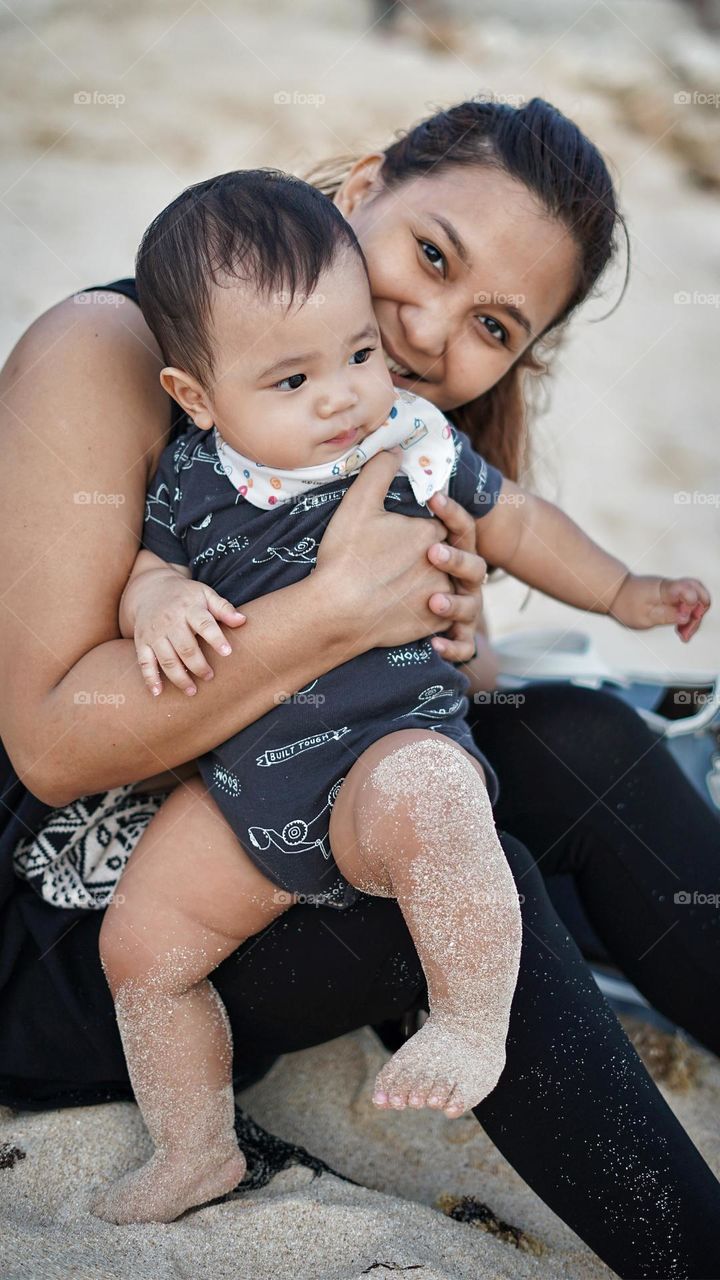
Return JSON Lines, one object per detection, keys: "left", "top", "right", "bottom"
{"left": 131, "top": 569, "right": 246, "bottom": 696}
{"left": 611, "top": 574, "right": 710, "bottom": 642}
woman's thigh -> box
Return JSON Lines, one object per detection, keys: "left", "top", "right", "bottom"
{"left": 0, "top": 875, "right": 426, "bottom": 1107}
{"left": 470, "top": 682, "right": 720, "bottom": 1053}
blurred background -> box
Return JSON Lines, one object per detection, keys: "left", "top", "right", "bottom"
{"left": 2, "top": 0, "right": 719, "bottom": 674}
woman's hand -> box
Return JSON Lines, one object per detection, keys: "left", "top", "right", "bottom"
{"left": 426, "top": 489, "right": 488, "bottom": 664}
{"left": 315, "top": 450, "right": 487, "bottom": 662}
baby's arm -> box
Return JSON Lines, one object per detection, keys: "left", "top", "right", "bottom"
{"left": 475, "top": 480, "right": 710, "bottom": 642}
{"left": 120, "top": 549, "right": 247, "bottom": 695}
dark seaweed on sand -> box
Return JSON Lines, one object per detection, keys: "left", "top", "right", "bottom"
{"left": 0, "top": 1142, "right": 26, "bottom": 1170}
{"left": 222, "top": 1103, "right": 359, "bottom": 1194}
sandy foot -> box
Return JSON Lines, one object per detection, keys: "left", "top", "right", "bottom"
{"left": 372, "top": 1015, "right": 506, "bottom": 1118}
{"left": 90, "top": 1144, "right": 247, "bottom": 1224}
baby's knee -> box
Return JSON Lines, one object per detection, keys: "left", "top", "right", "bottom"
{"left": 359, "top": 731, "right": 489, "bottom": 817}
{"left": 98, "top": 905, "right": 139, "bottom": 996}
{"left": 98, "top": 893, "right": 178, "bottom": 997}
{"left": 332, "top": 731, "right": 491, "bottom": 878}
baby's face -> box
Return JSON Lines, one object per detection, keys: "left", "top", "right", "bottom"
{"left": 204, "top": 251, "right": 396, "bottom": 468}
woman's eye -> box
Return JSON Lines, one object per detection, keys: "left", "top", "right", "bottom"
{"left": 418, "top": 239, "right": 445, "bottom": 273}
{"left": 478, "top": 315, "right": 508, "bottom": 345}
{"left": 275, "top": 372, "right": 306, "bottom": 391}
{"left": 350, "top": 347, "right": 375, "bottom": 365}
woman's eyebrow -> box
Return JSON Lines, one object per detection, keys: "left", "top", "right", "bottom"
{"left": 428, "top": 213, "right": 472, "bottom": 268}
{"left": 428, "top": 213, "right": 534, "bottom": 337}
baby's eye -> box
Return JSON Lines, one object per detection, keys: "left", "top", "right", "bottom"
{"left": 349, "top": 347, "right": 375, "bottom": 365}
{"left": 477, "top": 315, "right": 508, "bottom": 345}
{"left": 275, "top": 372, "right": 306, "bottom": 391}
{"left": 418, "top": 240, "right": 445, "bottom": 273}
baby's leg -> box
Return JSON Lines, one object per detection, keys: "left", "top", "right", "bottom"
{"left": 329, "top": 730, "right": 522, "bottom": 1119}
{"left": 91, "top": 777, "right": 290, "bottom": 1225}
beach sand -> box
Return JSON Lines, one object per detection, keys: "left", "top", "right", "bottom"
{"left": 1, "top": 1, "right": 719, "bottom": 1276}
{"left": 2, "top": 1022, "right": 719, "bottom": 1279}
{"left": 2, "top": 0, "right": 719, "bottom": 674}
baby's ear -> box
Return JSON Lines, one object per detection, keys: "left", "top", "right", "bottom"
{"left": 160, "top": 367, "right": 214, "bottom": 429}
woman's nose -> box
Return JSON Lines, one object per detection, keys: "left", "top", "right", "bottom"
{"left": 399, "top": 303, "right": 447, "bottom": 361}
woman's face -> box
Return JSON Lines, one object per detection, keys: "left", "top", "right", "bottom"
{"left": 335, "top": 157, "right": 580, "bottom": 412}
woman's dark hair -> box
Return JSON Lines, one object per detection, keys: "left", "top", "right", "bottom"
{"left": 135, "top": 168, "right": 366, "bottom": 388}
{"left": 304, "top": 96, "right": 627, "bottom": 482}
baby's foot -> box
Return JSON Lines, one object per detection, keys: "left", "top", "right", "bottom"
{"left": 372, "top": 1014, "right": 506, "bottom": 1118}
{"left": 90, "top": 1143, "right": 247, "bottom": 1224}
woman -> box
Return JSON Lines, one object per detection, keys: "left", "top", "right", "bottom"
{"left": 1, "top": 97, "right": 719, "bottom": 1277}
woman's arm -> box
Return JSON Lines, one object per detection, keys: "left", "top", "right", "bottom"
{"left": 0, "top": 296, "right": 486, "bottom": 806}
{"left": 456, "top": 615, "right": 502, "bottom": 696}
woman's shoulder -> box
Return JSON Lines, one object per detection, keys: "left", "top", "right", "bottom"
{"left": 78, "top": 278, "right": 186, "bottom": 440}
{"left": 80, "top": 277, "right": 139, "bottom": 307}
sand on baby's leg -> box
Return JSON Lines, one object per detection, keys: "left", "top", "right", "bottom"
{"left": 91, "top": 777, "right": 291, "bottom": 1225}
{"left": 328, "top": 730, "right": 522, "bottom": 1120}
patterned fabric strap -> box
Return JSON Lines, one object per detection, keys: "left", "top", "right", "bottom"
{"left": 12, "top": 783, "right": 169, "bottom": 910}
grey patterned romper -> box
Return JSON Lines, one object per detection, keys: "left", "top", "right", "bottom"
{"left": 141, "top": 421, "right": 503, "bottom": 910}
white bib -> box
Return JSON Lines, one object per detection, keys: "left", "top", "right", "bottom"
{"left": 213, "top": 390, "right": 456, "bottom": 510}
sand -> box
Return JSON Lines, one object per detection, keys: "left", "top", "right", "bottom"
{"left": 1, "top": 0, "right": 719, "bottom": 1275}
{"left": 1, "top": 1023, "right": 719, "bottom": 1279}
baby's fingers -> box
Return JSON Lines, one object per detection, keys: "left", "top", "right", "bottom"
{"left": 136, "top": 643, "right": 163, "bottom": 697}
{"left": 660, "top": 578, "right": 711, "bottom": 642}
{"left": 140, "top": 637, "right": 199, "bottom": 696}
{"left": 661, "top": 577, "right": 709, "bottom": 610}
{"left": 192, "top": 594, "right": 246, "bottom": 658}
{"left": 204, "top": 590, "right": 246, "bottom": 630}
{"left": 677, "top": 600, "right": 709, "bottom": 643}
{"left": 166, "top": 623, "right": 216, "bottom": 686}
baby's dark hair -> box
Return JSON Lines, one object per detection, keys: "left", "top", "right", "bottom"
{"left": 135, "top": 168, "right": 366, "bottom": 388}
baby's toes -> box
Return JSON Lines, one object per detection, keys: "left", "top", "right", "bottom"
{"left": 442, "top": 1085, "right": 468, "bottom": 1118}
{"left": 427, "top": 1079, "right": 455, "bottom": 1110}
{"left": 373, "top": 1068, "right": 404, "bottom": 1109}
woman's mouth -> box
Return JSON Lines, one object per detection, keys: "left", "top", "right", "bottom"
{"left": 383, "top": 349, "right": 424, "bottom": 383}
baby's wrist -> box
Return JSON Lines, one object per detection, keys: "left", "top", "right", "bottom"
{"left": 609, "top": 571, "right": 660, "bottom": 628}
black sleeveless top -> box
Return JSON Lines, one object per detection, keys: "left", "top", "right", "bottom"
{"left": 0, "top": 279, "right": 185, "bottom": 938}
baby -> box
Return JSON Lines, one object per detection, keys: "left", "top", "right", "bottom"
{"left": 92, "top": 169, "right": 709, "bottom": 1225}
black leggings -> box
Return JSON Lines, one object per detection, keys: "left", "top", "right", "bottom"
{"left": 472, "top": 683, "right": 720, "bottom": 1056}
{"left": 2, "top": 685, "right": 720, "bottom": 1277}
